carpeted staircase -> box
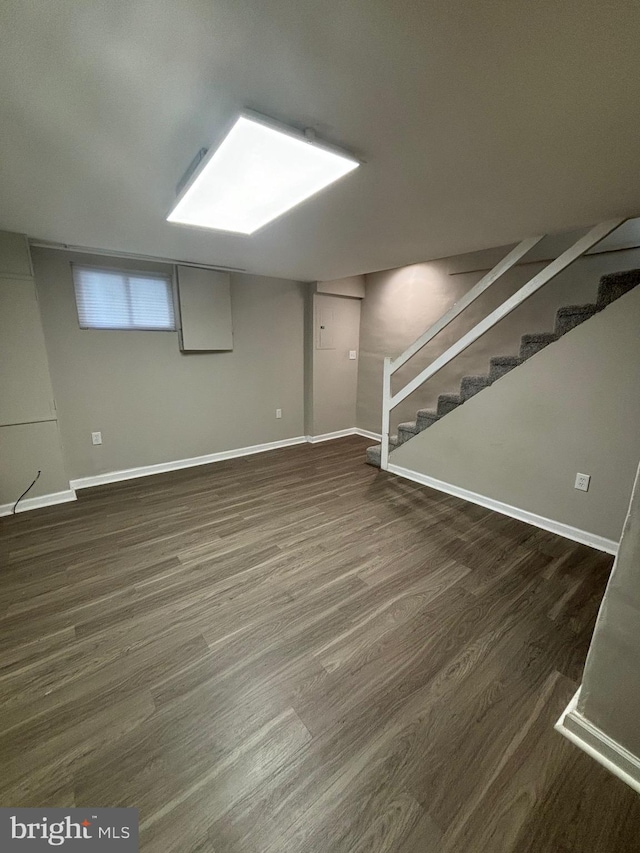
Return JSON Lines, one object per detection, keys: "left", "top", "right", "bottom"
{"left": 366, "top": 269, "right": 640, "bottom": 467}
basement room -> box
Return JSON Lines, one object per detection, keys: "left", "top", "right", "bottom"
{"left": 1, "top": 1, "right": 640, "bottom": 851}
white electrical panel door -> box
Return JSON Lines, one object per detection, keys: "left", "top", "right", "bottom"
{"left": 316, "top": 303, "right": 335, "bottom": 349}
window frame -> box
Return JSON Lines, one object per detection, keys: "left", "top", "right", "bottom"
{"left": 71, "top": 263, "right": 177, "bottom": 332}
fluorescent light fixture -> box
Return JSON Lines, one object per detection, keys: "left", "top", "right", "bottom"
{"left": 167, "top": 113, "right": 359, "bottom": 235}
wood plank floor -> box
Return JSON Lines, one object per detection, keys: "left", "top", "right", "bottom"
{"left": 1, "top": 436, "right": 639, "bottom": 852}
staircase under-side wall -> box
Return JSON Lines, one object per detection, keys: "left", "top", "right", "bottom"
{"left": 366, "top": 269, "right": 640, "bottom": 467}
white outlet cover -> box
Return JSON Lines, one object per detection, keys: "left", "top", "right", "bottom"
{"left": 349, "top": 350, "right": 357, "bottom": 360}
{"left": 91, "top": 431, "right": 102, "bottom": 445}
{"left": 574, "top": 473, "right": 590, "bottom": 492}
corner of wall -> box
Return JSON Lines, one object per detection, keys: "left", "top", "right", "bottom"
{"left": 0, "top": 232, "right": 73, "bottom": 512}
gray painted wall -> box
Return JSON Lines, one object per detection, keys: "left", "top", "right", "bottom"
{"left": 391, "top": 286, "right": 640, "bottom": 542}
{"left": 1, "top": 265, "right": 57, "bottom": 425}
{"left": 578, "top": 461, "right": 640, "bottom": 757}
{"left": 0, "top": 232, "right": 69, "bottom": 506}
{"left": 357, "top": 243, "right": 640, "bottom": 437}
{"left": 32, "top": 248, "right": 306, "bottom": 480}
{"left": 0, "top": 421, "right": 70, "bottom": 506}
{"left": 317, "top": 275, "right": 366, "bottom": 299}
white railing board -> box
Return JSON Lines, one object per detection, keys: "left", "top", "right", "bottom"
{"left": 388, "top": 219, "right": 625, "bottom": 412}
{"left": 390, "top": 235, "right": 544, "bottom": 374}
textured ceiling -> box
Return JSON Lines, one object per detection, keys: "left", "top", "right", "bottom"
{"left": 0, "top": 0, "right": 639, "bottom": 281}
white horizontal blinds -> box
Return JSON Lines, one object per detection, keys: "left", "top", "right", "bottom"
{"left": 74, "top": 268, "right": 128, "bottom": 328}
{"left": 127, "top": 274, "right": 175, "bottom": 329}
{"left": 72, "top": 265, "right": 175, "bottom": 330}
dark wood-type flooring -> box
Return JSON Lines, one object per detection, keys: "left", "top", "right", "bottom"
{"left": 2, "top": 436, "right": 640, "bottom": 852}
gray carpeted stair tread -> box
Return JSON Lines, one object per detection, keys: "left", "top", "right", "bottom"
{"left": 520, "top": 332, "right": 557, "bottom": 360}
{"left": 397, "top": 421, "right": 420, "bottom": 445}
{"left": 460, "top": 374, "right": 493, "bottom": 401}
{"left": 437, "top": 394, "right": 462, "bottom": 416}
{"left": 365, "top": 434, "right": 399, "bottom": 466}
{"left": 596, "top": 269, "right": 640, "bottom": 309}
{"left": 365, "top": 266, "right": 640, "bottom": 467}
{"left": 365, "top": 445, "right": 382, "bottom": 466}
{"left": 397, "top": 421, "right": 419, "bottom": 433}
{"left": 416, "top": 409, "right": 441, "bottom": 429}
{"left": 489, "top": 355, "right": 523, "bottom": 380}
{"left": 555, "top": 303, "right": 598, "bottom": 336}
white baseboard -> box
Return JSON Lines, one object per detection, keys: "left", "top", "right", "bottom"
{"left": 49, "top": 431, "right": 378, "bottom": 495}
{"left": 556, "top": 688, "right": 640, "bottom": 794}
{"left": 306, "top": 428, "right": 359, "bottom": 444}
{"left": 387, "top": 463, "right": 619, "bottom": 555}
{"left": 0, "top": 488, "right": 77, "bottom": 517}
{"left": 70, "top": 436, "right": 308, "bottom": 490}
{"left": 354, "top": 427, "right": 382, "bottom": 441}
{"left": 18, "top": 432, "right": 375, "bottom": 503}
{"left": 306, "top": 427, "right": 382, "bottom": 444}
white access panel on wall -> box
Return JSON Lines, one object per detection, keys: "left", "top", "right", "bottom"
{"left": 316, "top": 302, "right": 335, "bottom": 349}
{"left": 176, "top": 266, "right": 233, "bottom": 352}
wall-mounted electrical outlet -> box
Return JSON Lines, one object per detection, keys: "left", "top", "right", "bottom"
{"left": 349, "top": 350, "right": 357, "bottom": 360}
{"left": 91, "top": 431, "right": 102, "bottom": 445}
{"left": 575, "top": 473, "right": 590, "bottom": 492}
{"left": 275, "top": 409, "right": 282, "bottom": 419}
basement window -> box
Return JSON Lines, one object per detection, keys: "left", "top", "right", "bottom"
{"left": 72, "top": 265, "right": 176, "bottom": 331}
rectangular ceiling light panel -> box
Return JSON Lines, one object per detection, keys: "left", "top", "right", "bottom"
{"left": 167, "top": 114, "right": 359, "bottom": 234}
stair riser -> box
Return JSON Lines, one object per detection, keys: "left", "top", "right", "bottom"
{"left": 597, "top": 286, "right": 632, "bottom": 308}
{"left": 489, "top": 363, "right": 518, "bottom": 381}
{"left": 489, "top": 357, "right": 522, "bottom": 382}
{"left": 555, "top": 316, "right": 592, "bottom": 336}
{"left": 365, "top": 446, "right": 381, "bottom": 467}
{"left": 555, "top": 307, "right": 597, "bottom": 336}
{"left": 520, "top": 339, "right": 555, "bottom": 359}
{"left": 416, "top": 415, "right": 439, "bottom": 430}
{"left": 460, "top": 378, "right": 492, "bottom": 401}
{"left": 397, "top": 428, "right": 417, "bottom": 445}
{"left": 365, "top": 437, "right": 398, "bottom": 467}
{"left": 437, "top": 400, "right": 461, "bottom": 416}
{"left": 597, "top": 272, "right": 640, "bottom": 309}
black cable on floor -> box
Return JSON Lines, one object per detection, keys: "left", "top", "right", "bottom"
{"left": 12, "top": 470, "right": 42, "bottom": 514}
